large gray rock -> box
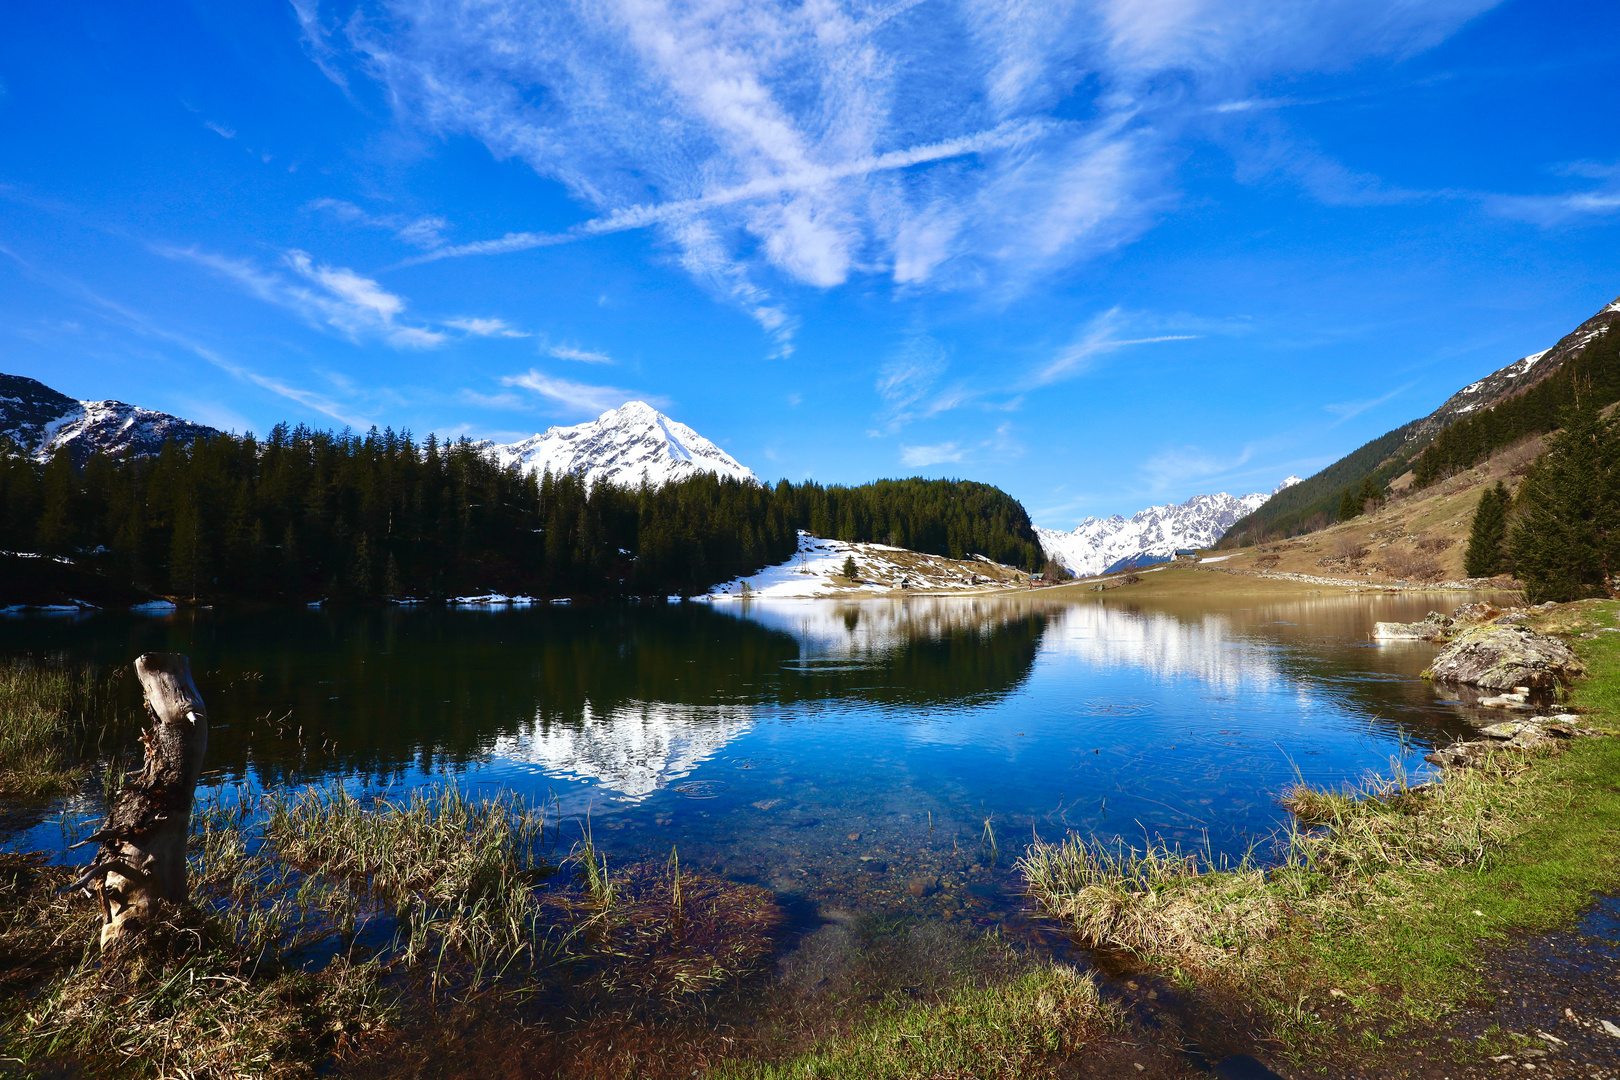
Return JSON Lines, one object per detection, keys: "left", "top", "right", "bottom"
{"left": 1374, "top": 611, "right": 1454, "bottom": 640}
{"left": 1423, "top": 625, "right": 1585, "bottom": 690}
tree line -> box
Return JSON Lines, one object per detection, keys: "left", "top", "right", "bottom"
{"left": 1464, "top": 401, "right": 1620, "bottom": 602}
{"left": 0, "top": 425, "right": 1046, "bottom": 602}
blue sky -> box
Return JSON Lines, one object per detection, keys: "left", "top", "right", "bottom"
{"left": 2, "top": 0, "right": 1618, "bottom": 528}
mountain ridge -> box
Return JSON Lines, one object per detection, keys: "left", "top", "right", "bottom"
{"left": 1036, "top": 477, "right": 1301, "bottom": 577}
{"left": 0, "top": 374, "right": 218, "bottom": 464}
{"left": 1221, "top": 291, "right": 1620, "bottom": 545}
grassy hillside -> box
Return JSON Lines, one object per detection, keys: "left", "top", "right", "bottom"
{"left": 1219, "top": 421, "right": 1425, "bottom": 546}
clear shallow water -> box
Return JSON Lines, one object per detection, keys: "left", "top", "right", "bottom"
{"left": 0, "top": 591, "right": 1502, "bottom": 932}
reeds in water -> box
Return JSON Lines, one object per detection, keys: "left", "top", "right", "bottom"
{"left": 0, "top": 662, "right": 123, "bottom": 797}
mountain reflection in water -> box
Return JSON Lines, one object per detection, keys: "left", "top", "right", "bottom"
{"left": 1, "top": 592, "right": 1503, "bottom": 901}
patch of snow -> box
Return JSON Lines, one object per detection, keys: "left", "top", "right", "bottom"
{"left": 487, "top": 401, "right": 757, "bottom": 489}
{"left": 1508, "top": 348, "right": 1551, "bottom": 376}
{"left": 129, "top": 601, "right": 178, "bottom": 613}
{"left": 703, "top": 531, "right": 1019, "bottom": 599}
{"left": 1272, "top": 476, "right": 1304, "bottom": 494}
{"left": 449, "top": 593, "right": 540, "bottom": 607}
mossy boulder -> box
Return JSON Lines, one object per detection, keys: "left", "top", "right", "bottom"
{"left": 1423, "top": 625, "right": 1585, "bottom": 690}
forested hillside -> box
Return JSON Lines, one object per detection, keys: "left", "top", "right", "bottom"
{"left": 0, "top": 425, "right": 1044, "bottom": 602}
{"left": 1221, "top": 295, "right": 1620, "bottom": 547}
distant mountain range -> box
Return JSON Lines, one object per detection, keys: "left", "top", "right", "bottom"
{"left": 1036, "top": 477, "right": 1302, "bottom": 577}
{"left": 485, "top": 401, "right": 758, "bottom": 488}
{"left": 0, "top": 374, "right": 218, "bottom": 465}
{"left": 1222, "top": 290, "right": 1620, "bottom": 545}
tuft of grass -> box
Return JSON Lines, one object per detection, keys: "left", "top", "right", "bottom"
{"left": 709, "top": 963, "right": 1117, "bottom": 1080}
{"left": 0, "top": 662, "right": 122, "bottom": 797}
{"left": 0, "top": 844, "right": 392, "bottom": 1079}
{"left": 1019, "top": 838, "right": 1276, "bottom": 966}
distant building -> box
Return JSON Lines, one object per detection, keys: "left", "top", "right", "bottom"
{"left": 1173, "top": 549, "right": 1200, "bottom": 560}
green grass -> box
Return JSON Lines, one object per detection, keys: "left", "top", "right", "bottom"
{"left": 0, "top": 662, "right": 121, "bottom": 797}
{"left": 708, "top": 964, "right": 1116, "bottom": 1080}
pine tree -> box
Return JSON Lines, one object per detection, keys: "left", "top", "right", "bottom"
{"left": 1338, "top": 488, "right": 1359, "bottom": 521}
{"left": 1356, "top": 475, "right": 1382, "bottom": 514}
{"left": 1507, "top": 403, "right": 1620, "bottom": 602}
{"left": 842, "top": 554, "right": 858, "bottom": 581}
{"left": 1464, "top": 481, "right": 1508, "bottom": 578}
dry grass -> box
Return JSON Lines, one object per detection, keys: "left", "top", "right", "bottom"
{"left": 1018, "top": 839, "right": 1277, "bottom": 967}
{"left": 2, "top": 784, "right": 787, "bottom": 1077}
{"left": 1022, "top": 751, "right": 1526, "bottom": 977}
{"left": 1377, "top": 547, "right": 1446, "bottom": 582}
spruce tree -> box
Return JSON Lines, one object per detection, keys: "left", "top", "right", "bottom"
{"left": 1338, "top": 488, "right": 1359, "bottom": 521}
{"left": 1507, "top": 403, "right": 1620, "bottom": 602}
{"left": 1463, "top": 482, "right": 1508, "bottom": 578}
{"left": 842, "top": 555, "right": 858, "bottom": 581}
{"left": 1356, "top": 475, "right": 1382, "bottom": 514}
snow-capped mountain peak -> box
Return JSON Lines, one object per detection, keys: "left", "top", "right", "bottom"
{"left": 487, "top": 401, "right": 758, "bottom": 489}
{"left": 1273, "top": 475, "right": 1304, "bottom": 494}
{"left": 0, "top": 373, "right": 218, "bottom": 464}
{"left": 1036, "top": 487, "right": 1285, "bottom": 577}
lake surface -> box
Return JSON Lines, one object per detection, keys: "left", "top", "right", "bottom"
{"left": 1, "top": 590, "right": 1502, "bottom": 935}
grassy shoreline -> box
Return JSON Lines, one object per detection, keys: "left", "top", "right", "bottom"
{"left": 1014, "top": 598, "right": 1620, "bottom": 1070}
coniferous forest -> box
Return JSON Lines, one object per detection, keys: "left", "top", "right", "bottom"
{"left": 0, "top": 425, "right": 1046, "bottom": 603}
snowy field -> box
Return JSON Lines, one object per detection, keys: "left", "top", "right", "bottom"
{"left": 702, "top": 532, "right": 1025, "bottom": 601}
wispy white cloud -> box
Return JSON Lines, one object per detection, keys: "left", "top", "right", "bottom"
{"left": 318, "top": 0, "right": 1499, "bottom": 341}
{"left": 1324, "top": 382, "right": 1414, "bottom": 426}
{"left": 1037, "top": 307, "right": 1196, "bottom": 385}
{"left": 899, "top": 423, "right": 1022, "bottom": 470}
{"left": 307, "top": 197, "right": 451, "bottom": 250}
{"left": 168, "top": 245, "right": 446, "bottom": 349}
{"left": 547, "top": 344, "right": 611, "bottom": 363}
{"left": 0, "top": 239, "right": 376, "bottom": 426}
{"left": 873, "top": 332, "right": 985, "bottom": 433}
{"left": 500, "top": 368, "right": 667, "bottom": 415}
{"left": 1140, "top": 444, "right": 1256, "bottom": 493}
{"left": 448, "top": 316, "right": 528, "bottom": 338}
{"left": 290, "top": 0, "right": 351, "bottom": 91}
{"left": 900, "top": 442, "right": 965, "bottom": 467}
{"left": 204, "top": 120, "right": 236, "bottom": 139}
{"left": 1485, "top": 163, "right": 1620, "bottom": 224}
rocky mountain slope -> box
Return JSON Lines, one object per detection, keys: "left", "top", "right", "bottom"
{"left": 0, "top": 373, "right": 218, "bottom": 464}
{"left": 1037, "top": 478, "right": 1301, "bottom": 577}
{"left": 1223, "top": 291, "right": 1620, "bottom": 544}
{"left": 487, "top": 401, "right": 758, "bottom": 488}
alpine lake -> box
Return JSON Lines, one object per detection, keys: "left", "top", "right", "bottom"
{"left": 0, "top": 586, "right": 1514, "bottom": 1047}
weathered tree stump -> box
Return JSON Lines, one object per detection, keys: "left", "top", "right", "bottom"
{"left": 71, "top": 653, "right": 208, "bottom": 950}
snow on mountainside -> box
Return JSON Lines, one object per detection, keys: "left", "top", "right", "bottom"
{"left": 1404, "top": 292, "right": 1620, "bottom": 442}
{"left": 487, "top": 401, "right": 758, "bottom": 489}
{"left": 0, "top": 373, "right": 218, "bottom": 464}
{"left": 1037, "top": 482, "right": 1299, "bottom": 577}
